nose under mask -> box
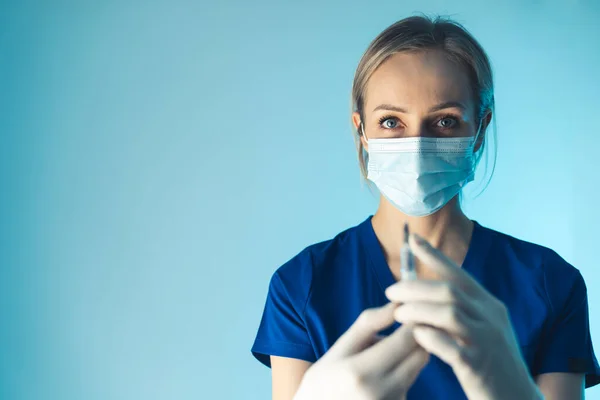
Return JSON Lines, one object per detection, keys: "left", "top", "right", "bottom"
{"left": 363, "top": 124, "right": 482, "bottom": 217}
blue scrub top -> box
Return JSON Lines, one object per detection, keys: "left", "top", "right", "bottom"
{"left": 252, "top": 216, "right": 600, "bottom": 397}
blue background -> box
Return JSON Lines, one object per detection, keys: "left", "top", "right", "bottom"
{"left": 1, "top": 1, "right": 599, "bottom": 399}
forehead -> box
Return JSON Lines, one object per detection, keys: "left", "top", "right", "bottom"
{"left": 364, "top": 50, "right": 474, "bottom": 113}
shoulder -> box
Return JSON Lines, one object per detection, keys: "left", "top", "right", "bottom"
{"left": 270, "top": 220, "right": 365, "bottom": 307}
{"left": 484, "top": 226, "right": 565, "bottom": 266}
{"left": 483, "top": 224, "right": 586, "bottom": 310}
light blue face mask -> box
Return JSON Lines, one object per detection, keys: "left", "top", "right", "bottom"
{"left": 362, "top": 123, "right": 483, "bottom": 217}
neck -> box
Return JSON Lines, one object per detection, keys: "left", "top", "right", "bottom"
{"left": 371, "top": 195, "right": 474, "bottom": 268}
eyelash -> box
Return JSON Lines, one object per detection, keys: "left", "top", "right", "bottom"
{"left": 377, "top": 114, "right": 461, "bottom": 130}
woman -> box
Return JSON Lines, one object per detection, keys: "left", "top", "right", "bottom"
{"left": 251, "top": 15, "right": 600, "bottom": 399}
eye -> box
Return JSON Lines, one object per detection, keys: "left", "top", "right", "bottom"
{"left": 378, "top": 115, "right": 401, "bottom": 130}
{"left": 436, "top": 115, "right": 460, "bottom": 130}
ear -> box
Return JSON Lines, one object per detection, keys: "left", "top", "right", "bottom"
{"left": 480, "top": 109, "right": 493, "bottom": 132}
{"left": 351, "top": 112, "right": 369, "bottom": 152}
{"left": 475, "top": 109, "right": 493, "bottom": 152}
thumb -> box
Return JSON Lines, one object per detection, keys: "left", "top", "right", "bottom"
{"left": 325, "top": 302, "right": 397, "bottom": 360}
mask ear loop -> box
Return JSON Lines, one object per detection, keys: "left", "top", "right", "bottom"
{"left": 472, "top": 118, "right": 485, "bottom": 154}
{"left": 360, "top": 122, "right": 370, "bottom": 143}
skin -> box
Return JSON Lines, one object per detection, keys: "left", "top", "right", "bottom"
{"left": 271, "top": 49, "right": 585, "bottom": 399}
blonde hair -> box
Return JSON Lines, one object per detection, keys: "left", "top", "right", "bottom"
{"left": 350, "top": 14, "right": 497, "bottom": 192}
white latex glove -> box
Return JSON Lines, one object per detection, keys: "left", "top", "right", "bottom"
{"left": 293, "top": 302, "right": 429, "bottom": 400}
{"left": 385, "top": 233, "right": 543, "bottom": 400}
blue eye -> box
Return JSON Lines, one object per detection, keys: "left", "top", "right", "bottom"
{"left": 376, "top": 114, "right": 461, "bottom": 131}
{"left": 437, "top": 115, "right": 459, "bottom": 129}
{"left": 378, "top": 115, "right": 400, "bottom": 129}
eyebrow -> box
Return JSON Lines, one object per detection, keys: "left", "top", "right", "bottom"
{"left": 372, "top": 101, "right": 467, "bottom": 113}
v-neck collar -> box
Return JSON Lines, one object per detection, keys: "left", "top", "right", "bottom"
{"left": 359, "top": 215, "right": 492, "bottom": 292}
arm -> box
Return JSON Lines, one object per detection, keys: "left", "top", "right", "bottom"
{"left": 271, "top": 356, "right": 313, "bottom": 400}
{"left": 536, "top": 373, "right": 585, "bottom": 400}
{"left": 384, "top": 236, "right": 600, "bottom": 400}
{"left": 270, "top": 354, "right": 587, "bottom": 400}
{"left": 531, "top": 265, "right": 600, "bottom": 398}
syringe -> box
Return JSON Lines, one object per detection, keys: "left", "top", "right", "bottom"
{"left": 400, "top": 223, "right": 417, "bottom": 281}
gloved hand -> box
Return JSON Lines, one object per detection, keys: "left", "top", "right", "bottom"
{"left": 385, "top": 233, "right": 543, "bottom": 400}
{"left": 294, "top": 302, "right": 429, "bottom": 400}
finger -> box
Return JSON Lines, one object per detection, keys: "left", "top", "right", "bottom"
{"left": 360, "top": 332, "right": 387, "bottom": 351}
{"left": 409, "top": 234, "right": 484, "bottom": 296}
{"left": 326, "top": 302, "right": 397, "bottom": 360}
{"left": 373, "top": 333, "right": 386, "bottom": 343}
{"left": 382, "top": 347, "right": 430, "bottom": 397}
{"left": 393, "top": 302, "right": 476, "bottom": 341}
{"left": 412, "top": 325, "right": 472, "bottom": 369}
{"left": 385, "top": 280, "right": 482, "bottom": 319}
{"left": 351, "top": 324, "right": 419, "bottom": 374}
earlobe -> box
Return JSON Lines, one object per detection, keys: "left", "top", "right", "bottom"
{"left": 474, "top": 129, "right": 486, "bottom": 153}
{"left": 474, "top": 110, "right": 492, "bottom": 152}
{"left": 352, "top": 112, "right": 368, "bottom": 151}
{"left": 359, "top": 123, "right": 370, "bottom": 152}
{"left": 361, "top": 134, "right": 369, "bottom": 152}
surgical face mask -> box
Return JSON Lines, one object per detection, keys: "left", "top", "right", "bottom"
{"left": 362, "top": 123, "right": 483, "bottom": 217}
